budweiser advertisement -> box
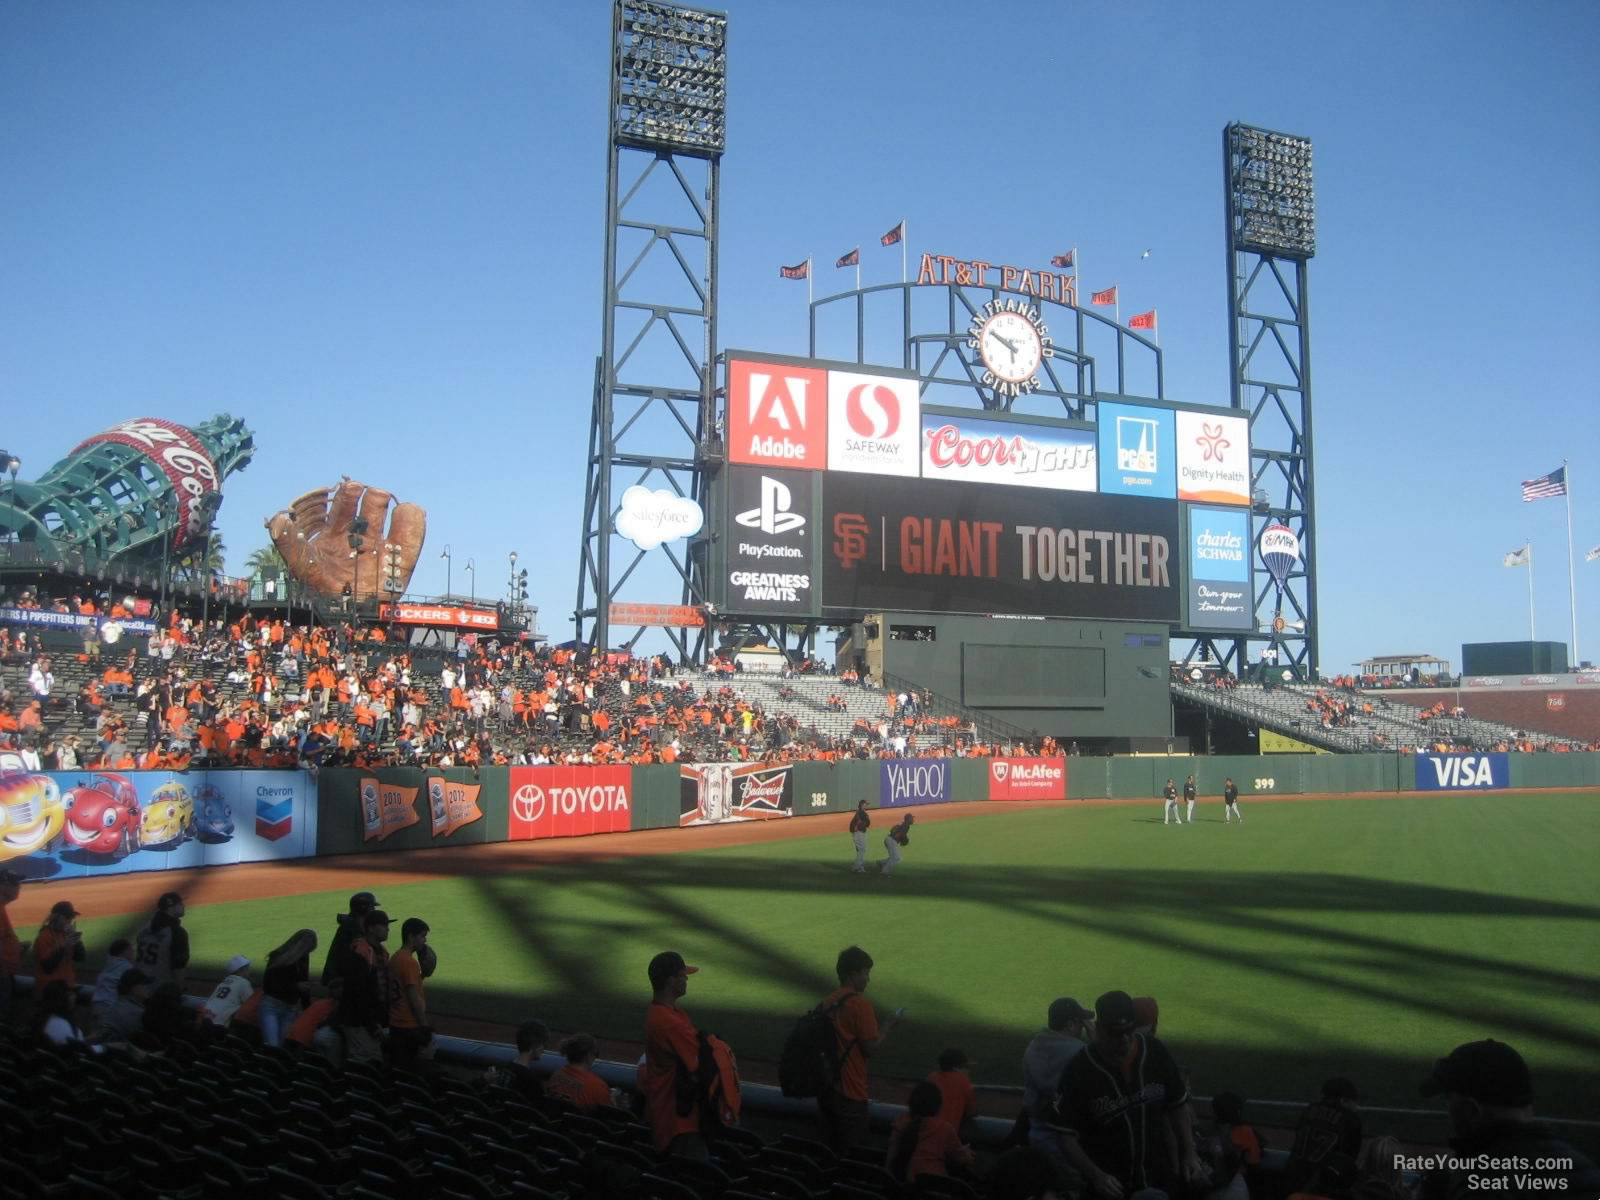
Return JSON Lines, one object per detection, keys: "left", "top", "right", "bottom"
{"left": 987, "top": 757, "right": 1067, "bottom": 800}
{"left": 380, "top": 602, "right": 499, "bottom": 630}
{"left": 508, "top": 766, "right": 632, "bottom": 841}
{"left": 679, "top": 762, "right": 795, "bottom": 825}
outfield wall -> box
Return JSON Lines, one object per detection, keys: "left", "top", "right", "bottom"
{"left": 2, "top": 753, "right": 1596, "bottom": 883}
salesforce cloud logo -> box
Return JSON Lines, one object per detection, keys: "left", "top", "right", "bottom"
{"left": 616, "top": 486, "right": 705, "bottom": 550}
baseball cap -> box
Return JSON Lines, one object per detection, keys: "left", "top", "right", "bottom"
{"left": 156, "top": 891, "right": 183, "bottom": 910}
{"left": 350, "top": 891, "right": 380, "bottom": 909}
{"left": 1095, "top": 990, "right": 1138, "bottom": 1034}
{"left": 938, "top": 1048, "right": 973, "bottom": 1071}
{"left": 364, "top": 909, "right": 392, "bottom": 929}
{"left": 225, "top": 955, "right": 251, "bottom": 974}
{"left": 648, "top": 950, "right": 699, "bottom": 989}
{"left": 1048, "top": 997, "right": 1094, "bottom": 1029}
{"left": 1419, "top": 1040, "right": 1532, "bottom": 1107}
{"left": 50, "top": 900, "right": 80, "bottom": 919}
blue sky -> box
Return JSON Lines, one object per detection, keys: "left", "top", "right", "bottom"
{"left": 2, "top": 0, "right": 1597, "bottom": 671}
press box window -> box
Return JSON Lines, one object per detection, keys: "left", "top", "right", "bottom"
{"left": 890, "top": 625, "right": 937, "bottom": 642}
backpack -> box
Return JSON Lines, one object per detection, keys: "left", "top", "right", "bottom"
{"left": 778, "top": 995, "right": 852, "bottom": 1098}
{"left": 671, "top": 1029, "right": 742, "bottom": 1133}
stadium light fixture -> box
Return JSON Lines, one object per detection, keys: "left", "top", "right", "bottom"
{"left": 1226, "top": 123, "right": 1315, "bottom": 258}
{"left": 613, "top": 1, "right": 727, "bottom": 158}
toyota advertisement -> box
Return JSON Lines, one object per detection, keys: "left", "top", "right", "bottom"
{"left": 724, "top": 466, "right": 815, "bottom": 616}
{"left": 920, "top": 412, "right": 1096, "bottom": 492}
{"left": 1185, "top": 505, "right": 1254, "bottom": 631}
{"left": 508, "top": 766, "right": 633, "bottom": 841}
{"left": 987, "top": 757, "right": 1067, "bottom": 800}
{"left": 880, "top": 759, "right": 953, "bottom": 807}
{"left": 822, "top": 472, "right": 1180, "bottom": 621}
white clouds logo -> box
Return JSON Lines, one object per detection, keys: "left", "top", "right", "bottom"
{"left": 616, "top": 486, "right": 705, "bottom": 550}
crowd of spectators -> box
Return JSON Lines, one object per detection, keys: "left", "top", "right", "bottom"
{"left": 2, "top": 583, "right": 1067, "bottom": 773}
{"left": 16, "top": 878, "right": 1578, "bottom": 1200}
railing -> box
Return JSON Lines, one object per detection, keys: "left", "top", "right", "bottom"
{"left": 880, "top": 670, "right": 1042, "bottom": 746}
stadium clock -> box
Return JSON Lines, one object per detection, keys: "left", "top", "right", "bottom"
{"left": 966, "top": 298, "right": 1054, "bottom": 398}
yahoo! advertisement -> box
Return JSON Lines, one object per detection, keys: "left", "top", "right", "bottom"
{"left": 0, "top": 769, "right": 317, "bottom": 881}
{"left": 879, "top": 759, "right": 953, "bottom": 808}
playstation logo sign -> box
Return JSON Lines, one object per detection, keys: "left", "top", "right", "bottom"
{"left": 736, "top": 475, "right": 805, "bottom": 535}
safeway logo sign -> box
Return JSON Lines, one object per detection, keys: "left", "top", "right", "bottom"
{"left": 509, "top": 766, "right": 632, "bottom": 841}
{"left": 735, "top": 475, "right": 805, "bottom": 534}
{"left": 988, "top": 757, "right": 1066, "bottom": 800}
{"left": 728, "top": 358, "right": 827, "bottom": 470}
{"left": 828, "top": 369, "right": 920, "bottom": 478}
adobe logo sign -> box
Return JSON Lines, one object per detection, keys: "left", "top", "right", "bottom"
{"left": 988, "top": 757, "right": 1066, "bottom": 800}
{"left": 728, "top": 359, "right": 827, "bottom": 471}
{"left": 827, "top": 369, "right": 921, "bottom": 478}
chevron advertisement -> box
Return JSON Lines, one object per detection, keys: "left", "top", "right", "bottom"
{"left": 1414, "top": 753, "right": 1510, "bottom": 791}
{"left": 0, "top": 769, "right": 317, "bottom": 881}
{"left": 880, "top": 759, "right": 953, "bottom": 807}
{"left": 987, "top": 757, "right": 1067, "bottom": 800}
{"left": 724, "top": 466, "right": 815, "bottom": 616}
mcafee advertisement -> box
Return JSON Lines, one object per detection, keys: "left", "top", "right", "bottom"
{"left": 508, "top": 766, "right": 632, "bottom": 841}
{"left": 987, "top": 757, "right": 1067, "bottom": 800}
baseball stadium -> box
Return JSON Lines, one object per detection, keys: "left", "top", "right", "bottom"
{"left": 1, "top": 4, "right": 1597, "bottom": 1200}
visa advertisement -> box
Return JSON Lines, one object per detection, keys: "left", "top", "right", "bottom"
{"left": 1097, "top": 401, "right": 1176, "bottom": 499}
{"left": 879, "top": 759, "right": 953, "bottom": 807}
{"left": 919, "top": 413, "right": 1097, "bottom": 492}
{"left": 1414, "top": 753, "right": 1510, "bottom": 791}
{"left": 0, "top": 769, "right": 317, "bottom": 881}
{"left": 1185, "top": 505, "right": 1254, "bottom": 631}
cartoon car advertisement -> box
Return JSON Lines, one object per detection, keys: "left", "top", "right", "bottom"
{"left": 0, "top": 770, "right": 314, "bottom": 879}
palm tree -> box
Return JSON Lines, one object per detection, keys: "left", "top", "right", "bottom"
{"left": 245, "top": 544, "right": 288, "bottom": 580}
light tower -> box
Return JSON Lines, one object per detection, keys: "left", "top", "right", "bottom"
{"left": 574, "top": 0, "right": 727, "bottom": 662}
{"left": 1221, "top": 123, "right": 1319, "bottom": 678}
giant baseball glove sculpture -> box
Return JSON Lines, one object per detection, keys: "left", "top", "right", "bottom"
{"left": 267, "top": 478, "right": 427, "bottom": 597}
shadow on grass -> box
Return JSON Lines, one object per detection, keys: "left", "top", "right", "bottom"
{"left": 105, "top": 848, "right": 1600, "bottom": 1128}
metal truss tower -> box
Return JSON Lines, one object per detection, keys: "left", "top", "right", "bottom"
{"left": 1208, "top": 122, "right": 1319, "bottom": 679}
{"left": 575, "top": 0, "right": 726, "bottom": 661}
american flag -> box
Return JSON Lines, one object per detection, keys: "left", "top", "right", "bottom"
{"left": 1520, "top": 466, "right": 1567, "bottom": 502}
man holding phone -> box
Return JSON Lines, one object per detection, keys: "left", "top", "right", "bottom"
{"left": 32, "top": 900, "right": 86, "bottom": 991}
{"left": 819, "top": 945, "right": 902, "bottom": 1152}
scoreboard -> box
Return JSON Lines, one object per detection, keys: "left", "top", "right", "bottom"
{"left": 710, "top": 350, "right": 1255, "bottom": 633}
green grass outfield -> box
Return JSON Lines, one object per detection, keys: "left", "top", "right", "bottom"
{"left": 79, "top": 791, "right": 1600, "bottom": 1121}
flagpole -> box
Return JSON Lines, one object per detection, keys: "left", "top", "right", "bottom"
{"left": 807, "top": 257, "right": 813, "bottom": 308}
{"left": 1563, "top": 461, "right": 1578, "bottom": 662}
{"left": 901, "top": 219, "right": 907, "bottom": 284}
{"left": 1528, "top": 542, "right": 1536, "bottom": 643}
{"left": 1071, "top": 247, "right": 1080, "bottom": 306}
{"left": 855, "top": 255, "right": 860, "bottom": 292}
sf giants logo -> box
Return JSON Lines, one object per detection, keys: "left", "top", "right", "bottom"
{"left": 833, "top": 514, "right": 869, "bottom": 569}
{"left": 728, "top": 359, "right": 827, "bottom": 469}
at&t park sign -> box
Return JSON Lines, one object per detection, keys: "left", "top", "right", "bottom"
{"left": 916, "top": 253, "right": 1078, "bottom": 307}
